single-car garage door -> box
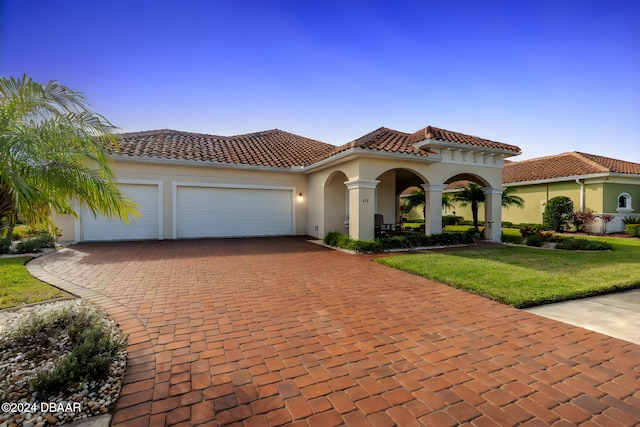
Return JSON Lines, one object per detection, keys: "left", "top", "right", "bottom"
{"left": 82, "top": 183, "right": 160, "bottom": 241}
{"left": 176, "top": 186, "right": 293, "bottom": 238}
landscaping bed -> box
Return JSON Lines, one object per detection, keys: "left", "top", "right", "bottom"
{"left": 0, "top": 300, "right": 127, "bottom": 427}
{"left": 323, "top": 231, "right": 474, "bottom": 253}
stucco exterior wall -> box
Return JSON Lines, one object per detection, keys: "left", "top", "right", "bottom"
{"left": 603, "top": 182, "right": 640, "bottom": 213}
{"left": 59, "top": 158, "right": 309, "bottom": 241}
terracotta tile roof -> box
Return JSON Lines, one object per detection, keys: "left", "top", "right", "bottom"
{"left": 115, "top": 129, "right": 336, "bottom": 168}
{"left": 503, "top": 152, "right": 640, "bottom": 183}
{"left": 115, "top": 125, "right": 521, "bottom": 168}
{"left": 331, "top": 127, "right": 432, "bottom": 157}
{"left": 329, "top": 126, "right": 520, "bottom": 158}
{"left": 424, "top": 126, "right": 521, "bottom": 153}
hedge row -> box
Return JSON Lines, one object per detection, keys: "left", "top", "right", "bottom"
{"left": 323, "top": 232, "right": 474, "bottom": 253}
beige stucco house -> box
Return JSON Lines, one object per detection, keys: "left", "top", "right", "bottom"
{"left": 55, "top": 126, "right": 521, "bottom": 243}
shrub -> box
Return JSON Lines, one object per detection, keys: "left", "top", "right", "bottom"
{"left": 14, "top": 233, "right": 56, "bottom": 254}
{"left": 625, "top": 224, "right": 640, "bottom": 237}
{"left": 556, "top": 238, "right": 612, "bottom": 251}
{"left": 519, "top": 226, "right": 538, "bottom": 239}
{"left": 442, "top": 215, "right": 463, "bottom": 226}
{"left": 622, "top": 216, "right": 640, "bottom": 225}
{"left": 31, "top": 305, "right": 127, "bottom": 396}
{"left": 572, "top": 211, "right": 595, "bottom": 232}
{"left": 501, "top": 233, "right": 524, "bottom": 244}
{"left": 597, "top": 214, "right": 614, "bottom": 234}
{"left": 501, "top": 221, "right": 513, "bottom": 227}
{"left": 543, "top": 196, "right": 574, "bottom": 232}
{"left": 525, "top": 234, "right": 543, "bottom": 247}
{"left": 512, "top": 223, "right": 548, "bottom": 230}
{"left": 323, "top": 232, "right": 473, "bottom": 253}
{"left": 0, "top": 238, "right": 11, "bottom": 254}
{"left": 0, "top": 301, "right": 127, "bottom": 398}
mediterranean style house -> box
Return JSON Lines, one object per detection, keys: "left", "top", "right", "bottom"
{"left": 54, "top": 126, "right": 521, "bottom": 243}
{"left": 501, "top": 152, "right": 640, "bottom": 233}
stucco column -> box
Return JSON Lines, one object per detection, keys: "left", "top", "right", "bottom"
{"left": 484, "top": 187, "right": 503, "bottom": 242}
{"left": 345, "top": 180, "right": 379, "bottom": 241}
{"left": 421, "top": 183, "right": 445, "bottom": 236}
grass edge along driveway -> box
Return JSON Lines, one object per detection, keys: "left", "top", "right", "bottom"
{"left": 376, "top": 236, "right": 640, "bottom": 308}
{"left": 0, "top": 257, "right": 70, "bottom": 309}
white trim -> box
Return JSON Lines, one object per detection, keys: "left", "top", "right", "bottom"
{"left": 413, "top": 138, "right": 521, "bottom": 157}
{"left": 171, "top": 182, "right": 296, "bottom": 239}
{"left": 504, "top": 172, "right": 640, "bottom": 187}
{"left": 344, "top": 179, "right": 380, "bottom": 190}
{"left": 503, "top": 173, "right": 611, "bottom": 187}
{"left": 301, "top": 148, "right": 442, "bottom": 173}
{"left": 78, "top": 179, "right": 163, "bottom": 241}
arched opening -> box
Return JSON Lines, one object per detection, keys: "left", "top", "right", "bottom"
{"left": 323, "top": 171, "right": 349, "bottom": 235}
{"left": 617, "top": 192, "right": 633, "bottom": 213}
{"left": 375, "top": 168, "right": 427, "bottom": 235}
{"left": 442, "top": 173, "right": 502, "bottom": 240}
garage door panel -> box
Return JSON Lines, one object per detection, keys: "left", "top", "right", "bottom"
{"left": 83, "top": 184, "right": 160, "bottom": 241}
{"left": 177, "top": 187, "right": 292, "bottom": 238}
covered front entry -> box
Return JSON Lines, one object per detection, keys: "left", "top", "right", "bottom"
{"left": 320, "top": 161, "right": 504, "bottom": 242}
{"left": 174, "top": 185, "right": 294, "bottom": 238}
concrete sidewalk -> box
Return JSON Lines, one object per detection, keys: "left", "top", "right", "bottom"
{"left": 526, "top": 288, "right": 640, "bottom": 345}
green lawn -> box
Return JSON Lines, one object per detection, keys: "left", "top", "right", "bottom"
{"left": 377, "top": 236, "right": 640, "bottom": 308}
{"left": 0, "top": 257, "right": 70, "bottom": 309}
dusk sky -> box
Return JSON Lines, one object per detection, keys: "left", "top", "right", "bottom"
{"left": 2, "top": 0, "right": 639, "bottom": 162}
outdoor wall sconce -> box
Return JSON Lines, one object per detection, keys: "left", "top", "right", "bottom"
{"left": 297, "top": 192, "right": 304, "bottom": 202}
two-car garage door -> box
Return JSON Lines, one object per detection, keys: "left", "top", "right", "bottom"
{"left": 81, "top": 184, "right": 294, "bottom": 241}
{"left": 176, "top": 186, "right": 293, "bottom": 238}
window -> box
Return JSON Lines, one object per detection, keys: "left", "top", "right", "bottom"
{"left": 616, "top": 192, "right": 633, "bottom": 213}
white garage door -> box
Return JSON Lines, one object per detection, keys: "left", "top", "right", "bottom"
{"left": 177, "top": 186, "right": 293, "bottom": 238}
{"left": 82, "top": 184, "right": 160, "bottom": 241}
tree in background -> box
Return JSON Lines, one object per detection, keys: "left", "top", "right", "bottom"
{"left": 0, "top": 75, "right": 137, "bottom": 239}
{"left": 402, "top": 184, "right": 525, "bottom": 232}
{"left": 543, "top": 196, "right": 574, "bottom": 232}
{"left": 453, "top": 184, "right": 525, "bottom": 233}
{"left": 453, "top": 183, "right": 487, "bottom": 233}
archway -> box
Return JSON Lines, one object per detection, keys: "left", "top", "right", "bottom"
{"left": 323, "top": 171, "right": 349, "bottom": 236}
{"left": 375, "top": 168, "right": 427, "bottom": 234}
{"left": 443, "top": 173, "right": 501, "bottom": 241}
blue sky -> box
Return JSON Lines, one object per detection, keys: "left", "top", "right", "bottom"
{"left": 2, "top": 0, "right": 639, "bottom": 162}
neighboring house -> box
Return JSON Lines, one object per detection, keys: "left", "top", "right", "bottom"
{"left": 448, "top": 152, "right": 640, "bottom": 233}
{"left": 54, "top": 126, "right": 521, "bottom": 242}
{"left": 502, "top": 152, "right": 640, "bottom": 233}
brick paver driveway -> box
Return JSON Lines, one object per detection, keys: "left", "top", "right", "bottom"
{"left": 29, "top": 237, "right": 640, "bottom": 426}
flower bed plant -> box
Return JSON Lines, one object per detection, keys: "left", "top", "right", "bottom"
{"left": 323, "top": 231, "right": 474, "bottom": 253}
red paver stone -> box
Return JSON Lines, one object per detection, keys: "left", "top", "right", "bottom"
{"left": 26, "top": 238, "right": 640, "bottom": 427}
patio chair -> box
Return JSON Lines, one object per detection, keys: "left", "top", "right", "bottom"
{"left": 374, "top": 214, "right": 395, "bottom": 238}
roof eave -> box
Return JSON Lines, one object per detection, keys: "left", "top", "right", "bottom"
{"left": 503, "top": 172, "right": 612, "bottom": 186}
{"left": 111, "top": 154, "right": 306, "bottom": 173}
{"left": 300, "top": 147, "right": 442, "bottom": 173}
{"left": 414, "top": 138, "right": 521, "bottom": 157}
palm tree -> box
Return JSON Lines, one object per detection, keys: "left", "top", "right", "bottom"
{"left": 400, "top": 189, "right": 455, "bottom": 218}
{"left": 453, "top": 183, "right": 525, "bottom": 232}
{"left": 0, "top": 75, "right": 137, "bottom": 239}
{"left": 502, "top": 186, "right": 525, "bottom": 209}
{"left": 453, "top": 183, "right": 486, "bottom": 232}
